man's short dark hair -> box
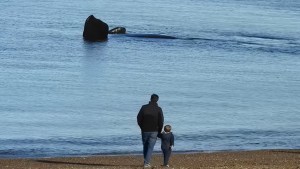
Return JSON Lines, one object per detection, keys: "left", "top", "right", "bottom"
{"left": 150, "top": 94, "right": 159, "bottom": 102}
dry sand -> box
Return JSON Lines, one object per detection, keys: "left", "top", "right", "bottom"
{"left": 0, "top": 150, "right": 299, "bottom": 169}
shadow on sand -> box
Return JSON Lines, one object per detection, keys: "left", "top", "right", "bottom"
{"left": 35, "top": 159, "right": 140, "bottom": 168}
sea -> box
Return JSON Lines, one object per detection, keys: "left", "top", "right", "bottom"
{"left": 0, "top": 0, "right": 299, "bottom": 158}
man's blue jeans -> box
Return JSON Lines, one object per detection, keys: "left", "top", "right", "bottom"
{"left": 142, "top": 132, "right": 158, "bottom": 165}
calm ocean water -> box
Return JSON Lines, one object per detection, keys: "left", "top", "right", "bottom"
{"left": 0, "top": 0, "right": 300, "bottom": 158}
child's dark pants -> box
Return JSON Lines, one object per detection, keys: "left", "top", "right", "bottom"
{"left": 162, "top": 147, "right": 172, "bottom": 165}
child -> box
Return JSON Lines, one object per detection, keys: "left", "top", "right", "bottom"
{"left": 158, "top": 125, "right": 174, "bottom": 167}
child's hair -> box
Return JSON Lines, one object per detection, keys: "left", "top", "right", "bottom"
{"left": 164, "top": 125, "right": 172, "bottom": 132}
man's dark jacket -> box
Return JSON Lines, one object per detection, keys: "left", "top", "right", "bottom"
{"left": 137, "top": 101, "right": 164, "bottom": 132}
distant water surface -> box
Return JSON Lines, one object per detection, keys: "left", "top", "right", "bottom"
{"left": 0, "top": 0, "right": 299, "bottom": 158}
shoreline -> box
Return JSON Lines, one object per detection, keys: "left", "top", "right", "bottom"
{"left": 0, "top": 149, "right": 299, "bottom": 169}
{"left": 0, "top": 149, "right": 284, "bottom": 159}
{"left": 0, "top": 150, "right": 244, "bottom": 159}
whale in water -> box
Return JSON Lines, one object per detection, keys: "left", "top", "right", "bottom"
{"left": 83, "top": 15, "right": 177, "bottom": 41}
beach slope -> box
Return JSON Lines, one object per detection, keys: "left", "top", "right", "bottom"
{"left": 0, "top": 150, "right": 299, "bottom": 169}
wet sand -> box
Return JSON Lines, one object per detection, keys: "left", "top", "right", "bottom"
{"left": 0, "top": 150, "right": 299, "bottom": 169}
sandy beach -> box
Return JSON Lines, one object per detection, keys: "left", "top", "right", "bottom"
{"left": 0, "top": 150, "right": 299, "bottom": 169}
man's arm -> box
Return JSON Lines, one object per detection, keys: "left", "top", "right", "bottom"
{"left": 158, "top": 108, "right": 164, "bottom": 132}
{"left": 137, "top": 106, "right": 143, "bottom": 129}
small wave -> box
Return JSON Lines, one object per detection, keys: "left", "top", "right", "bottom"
{"left": 238, "top": 33, "right": 294, "bottom": 41}
{"left": 1, "top": 130, "right": 298, "bottom": 158}
{"left": 181, "top": 32, "right": 300, "bottom": 55}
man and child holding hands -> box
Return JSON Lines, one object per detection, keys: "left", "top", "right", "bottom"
{"left": 137, "top": 94, "right": 175, "bottom": 168}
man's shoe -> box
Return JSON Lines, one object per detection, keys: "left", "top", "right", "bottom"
{"left": 144, "top": 164, "right": 151, "bottom": 168}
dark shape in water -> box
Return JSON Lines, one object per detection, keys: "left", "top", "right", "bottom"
{"left": 83, "top": 15, "right": 109, "bottom": 41}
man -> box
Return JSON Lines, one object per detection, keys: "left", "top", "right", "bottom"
{"left": 137, "top": 94, "right": 164, "bottom": 168}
